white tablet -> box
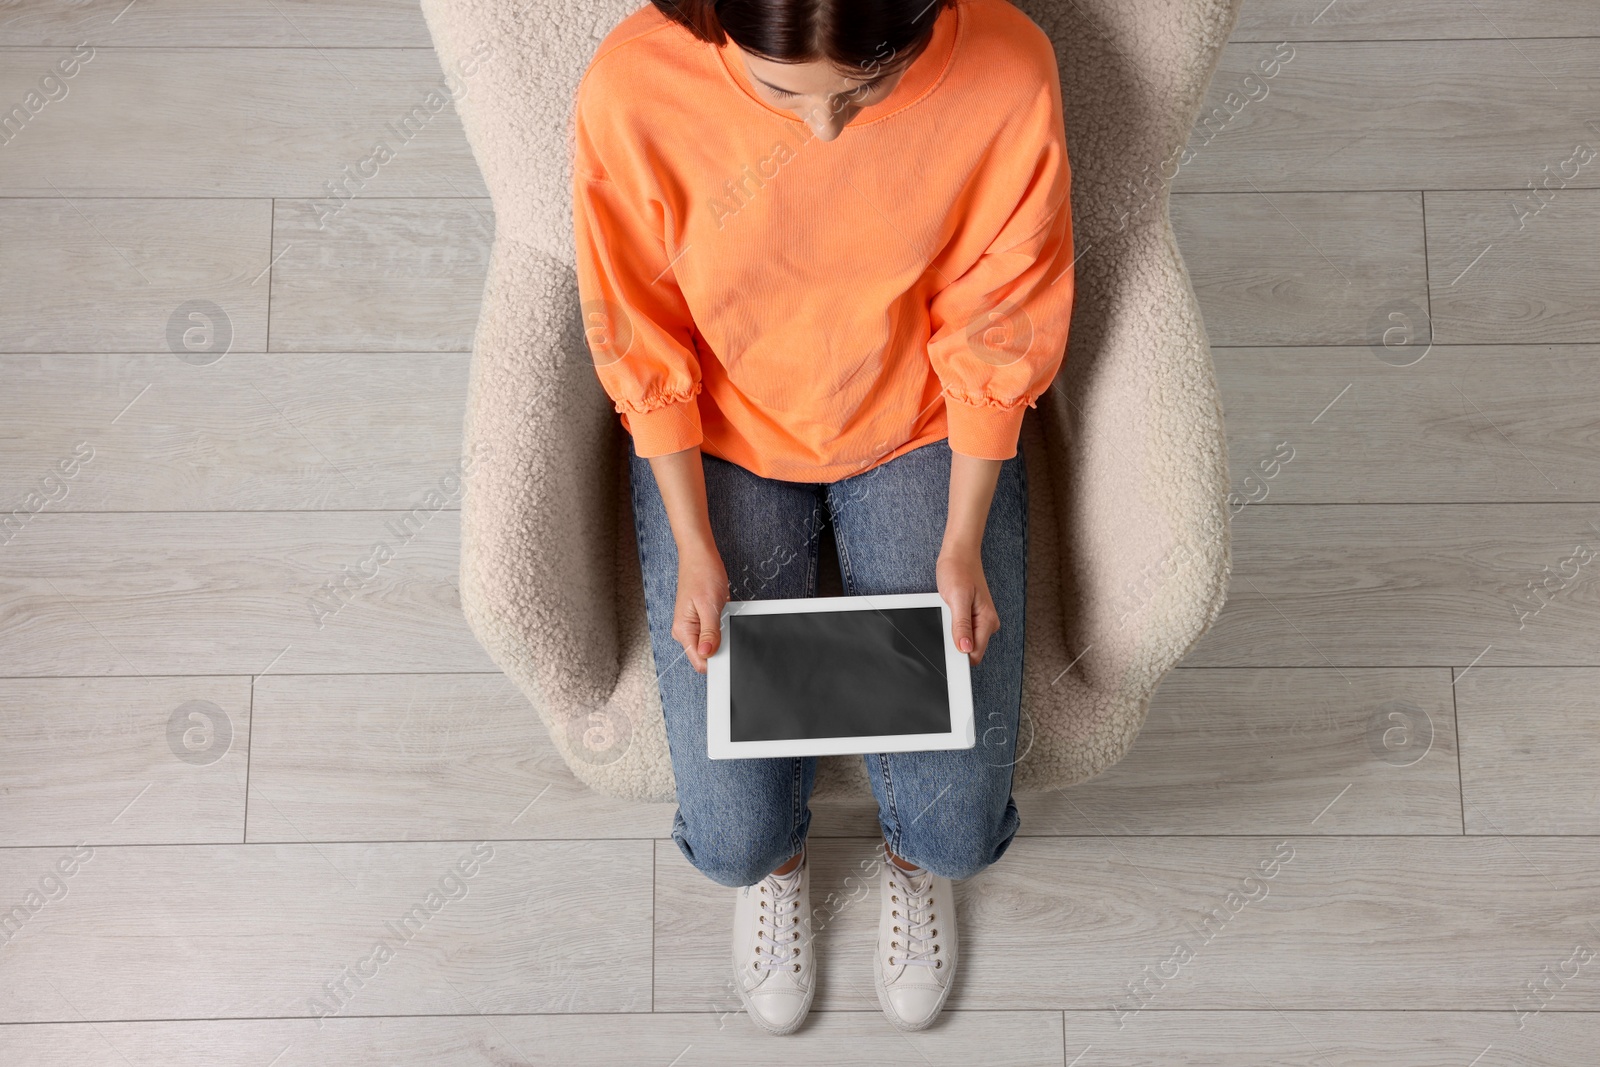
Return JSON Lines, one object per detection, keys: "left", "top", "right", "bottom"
{"left": 706, "top": 591, "right": 975, "bottom": 760}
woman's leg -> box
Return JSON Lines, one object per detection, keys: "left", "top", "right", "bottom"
{"left": 628, "top": 436, "right": 827, "bottom": 888}
{"left": 825, "top": 437, "right": 1027, "bottom": 881}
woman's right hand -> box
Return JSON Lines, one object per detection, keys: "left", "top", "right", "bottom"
{"left": 673, "top": 543, "right": 730, "bottom": 673}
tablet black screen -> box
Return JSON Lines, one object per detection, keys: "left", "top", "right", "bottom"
{"left": 728, "top": 605, "right": 951, "bottom": 742}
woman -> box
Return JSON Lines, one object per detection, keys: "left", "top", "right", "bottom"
{"left": 572, "top": 0, "right": 1073, "bottom": 1035}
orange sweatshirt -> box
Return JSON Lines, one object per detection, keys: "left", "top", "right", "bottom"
{"left": 571, "top": 0, "right": 1074, "bottom": 483}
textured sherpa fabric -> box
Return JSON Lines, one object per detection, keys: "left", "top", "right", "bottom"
{"left": 419, "top": 0, "right": 1239, "bottom": 804}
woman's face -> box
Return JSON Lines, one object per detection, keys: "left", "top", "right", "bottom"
{"left": 732, "top": 48, "right": 910, "bottom": 142}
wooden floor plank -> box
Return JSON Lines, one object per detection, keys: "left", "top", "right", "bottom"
{"left": 268, "top": 198, "right": 491, "bottom": 352}
{"left": 0, "top": 841, "right": 651, "bottom": 1022}
{"left": 1017, "top": 668, "right": 1460, "bottom": 835}
{"left": 1427, "top": 189, "right": 1600, "bottom": 345}
{"left": 1235, "top": 0, "right": 1600, "bottom": 41}
{"left": 4, "top": 1010, "right": 1598, "bottom": 1065}
{"left": 0, "top": 353, "right": 471, "bottom": 511}
{"left": 1171, "top": 192, "right": 1426, "bottom": 346}
{"left": 1173, "top": 40, "right": 1600, "bottom": 192}
{"left": 0, "top": 199, "right": 270, "bottom": 353}
{"left": 1186, "top": 504, "right": 1600, "bottom": 667}
{"left": 246, "top": 673, "right": 677, "bottom": 842}
{"left": 0, "top": 49, "right": 486, "bottom": 197}
{"left": 7, "top": 0, "right": 1600, "bottom": 49}
{"left": 0, "top": 1011, "right": 1065, "bottom": 1066}
{"left": 1457, "top": 667, "right": 1600, "bottom": 835}
{"left": 1213, "top": 344, "right": 1600, "bottom": 504}
{"left": 0, "top": 1, "right": 430, "bottom": 46}
{"left": 0, "top": 512, "right": 496, "bottom": 676}
{"left": 655, "top": 837, "right": 1600, "bottom": 1013}
{"left": 0, "top": 676, "right": 251, "bottom": 846}
{"left": 1061, "top": 1009, "right": 1600, "bottom": 1066}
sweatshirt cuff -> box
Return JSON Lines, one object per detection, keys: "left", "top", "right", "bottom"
{"left": 621, "top": 394, "right": 704, "bottom": 458}
{"left": 944, "top": 393, "right": 1030, "bottom": 461}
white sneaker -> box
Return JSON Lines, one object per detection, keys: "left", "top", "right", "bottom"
{"left": 731, "top": 843, "right": 815, "bottom": 1035}
{"left": 874, "top": 845, "right": 956, "bottom": 1031}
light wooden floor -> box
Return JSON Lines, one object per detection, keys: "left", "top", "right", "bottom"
{"left": 3, "top": 1, "right": 1599, "bottom": 1063}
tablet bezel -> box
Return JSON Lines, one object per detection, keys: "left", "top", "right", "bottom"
{"left": 705, "top": 591, "right": 976, "bottom": 760}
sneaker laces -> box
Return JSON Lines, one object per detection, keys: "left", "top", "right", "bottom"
{"left": 886, "top": 859, "right": 942, "bottom": 970}
{"left": 752, "top": 854, "right": 805, "bottom": 974}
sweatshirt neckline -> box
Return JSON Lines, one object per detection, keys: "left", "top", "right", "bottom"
{"left": 710, "top": 1, "right": 962, "bottom": 128}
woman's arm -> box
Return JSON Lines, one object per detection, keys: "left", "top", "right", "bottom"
{"left": 649, "top": 445, "right": 729, "bottom": 674}
{"left": 938, "top": 452, "right": 1003, "bottom": 664}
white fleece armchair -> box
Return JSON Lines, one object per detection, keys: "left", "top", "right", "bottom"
{"left": 419, "top": 0, "right": 1239, "bottom": 803}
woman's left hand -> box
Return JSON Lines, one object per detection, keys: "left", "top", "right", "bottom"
{"left": 936, "top": 544, "right": 1000, "bottom": 665}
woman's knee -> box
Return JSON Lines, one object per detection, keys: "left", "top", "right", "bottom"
{"left": 895, "top": 799, "right": 1019, "bottom": 881}
{"left": 900, "top": 839, "right": 995, "bottom": 882}
{"left": 673, "top": 812, "right": 800, "bottom": 888}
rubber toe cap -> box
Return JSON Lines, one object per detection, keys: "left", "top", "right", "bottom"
{"left": 748, "top": 989, "right": 810, "bottom": 1033}
{"left": 884, "top": 984, "right": 945, "bottom": 1029}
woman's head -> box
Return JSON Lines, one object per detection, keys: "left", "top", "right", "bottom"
{"left": 652, "top": 0, "right": 953, "bottom": 141}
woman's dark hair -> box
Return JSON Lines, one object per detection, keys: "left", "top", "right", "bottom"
{"left": 652, "top": 0, "right": 952, "bottom": 80}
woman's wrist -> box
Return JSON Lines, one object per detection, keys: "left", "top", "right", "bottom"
{"left": 676, "top": 532, "right": 723, "bottom": 565}
{"left": 644, "top": 445, "right": 723, "bottom": 567}
{"left": 939, "top": 536, "right": 982, "bottom": 558}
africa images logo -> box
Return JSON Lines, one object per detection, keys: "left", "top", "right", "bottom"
{"left": 964, "top": 298, "right": 1035, "bottom": 368}
{"left": 581, "top": 298, "right": 634, "bottom": 368}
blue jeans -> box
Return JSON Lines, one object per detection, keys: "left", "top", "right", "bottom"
{"left": 628, "top": 435, "right": 1027, "bottom": 887}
